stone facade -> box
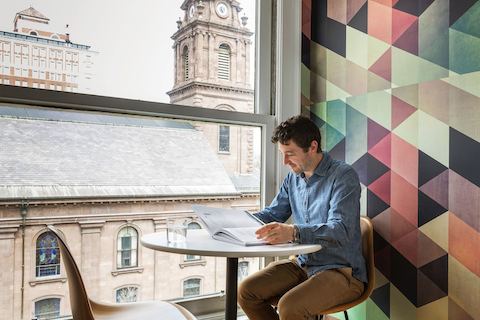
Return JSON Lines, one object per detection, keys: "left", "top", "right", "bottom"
{"left": 0, "top": 198, "right": 260, "bottom": 319}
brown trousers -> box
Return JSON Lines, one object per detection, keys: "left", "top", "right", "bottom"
{"left": 238, "top": 259, "right": 364, "bottom": 320}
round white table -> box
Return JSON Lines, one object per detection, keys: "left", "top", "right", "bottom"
{"left": 141, "top": 229, "right": 321, "bottom": 320}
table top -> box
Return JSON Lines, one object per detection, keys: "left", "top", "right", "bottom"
{"left": 141, "top": 229, "right": 321, "bottom": 258}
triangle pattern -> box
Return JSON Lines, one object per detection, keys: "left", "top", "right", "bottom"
{"left": 367, "top": 188, "right": 390, "bottom": 218}
{"left": 369, "top": 171, "right": 391, "bottom": 205}
{"left": 418, "top": 150, "right": 448, "bottom": 187}
{"left": 369, "top": 48, "right": 392, "bottom": 82}
{"left": 417, "top": 268, "right": 448, "bottom": 307}
{"left": 418, "top": 190, "right": 448, "bottom": 227}
{"left": 393, "top": 19, "right": 419, "bottom": 55}
{"left": 449, "top": 0, "right": 478, "bottom": 26}
{"left": 392, "top": 8, "right": 418, "bottom": 43}
{"left": 392, "top": 96, "right": 416, "bottom": 129}
{"left": 370, "top": 283, "right": 390, "bottom": 318}
{"left": 352, "top": 153, "right": 390, "bottom": 186}
{"left": 393, "top": 0, "right": 436, "bottom": 16}
{"left": 419, "top": 169, "right": 449, "bottom": 209}
{"left": 369, "top": 133, "right": 392, "bottom": 168}
{"left": 329, "top": 137, "right": 346, "bottom": 162}
{"left": 419, "top": 254, "right": 448, "bottom": 294}
{"left": 419, "top": 212, "right": 449, "bottom": 252}
{"left": 368, "top": 118, "right": 391, "bottom": 149}
{"left": 348, "top": 1, "right": 368, "bottom": 33}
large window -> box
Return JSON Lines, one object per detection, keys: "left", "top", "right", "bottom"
{"left": 218, "top": 125, "right": 230, "bottom": 153}
{"left": 117, "top": 226, "right": 138, "bottom": 269}
{"left": 36, "top": 232, "right": 60, "bottom": 277}
{"left": 0, "top": 0, "right": 297, "bottom": 315}
{"left": 34, "top": 298, "right": 60, "bottom": 319}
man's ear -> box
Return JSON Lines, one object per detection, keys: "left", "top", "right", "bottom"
{"left": 310, "top": 140, "right": 318, "bottom": 153}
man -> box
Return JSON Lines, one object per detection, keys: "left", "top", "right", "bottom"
{"left": 238, "top": 115, "right": 367, "bottom": 320}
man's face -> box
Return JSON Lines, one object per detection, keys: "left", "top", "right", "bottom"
{"left": 278, "top": 140, "right": 315, "bottom": 174}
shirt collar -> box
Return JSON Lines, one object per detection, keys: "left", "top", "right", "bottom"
{"left": 312, "top": 152, "right": 331, "bottom": 177}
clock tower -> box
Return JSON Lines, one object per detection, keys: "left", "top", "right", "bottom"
{"left": 168, "top": 0, "right": 256, "bottom": 182}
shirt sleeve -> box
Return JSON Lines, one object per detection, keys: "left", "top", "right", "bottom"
{"left": 297, "top": 167, "right": 361, "bottom": 248}
{"left": 254, "top": 174, "right": 293, "bottom": 224}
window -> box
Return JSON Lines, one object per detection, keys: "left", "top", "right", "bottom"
{"left": 34, "top": 298, "right": 60, "bottom": 319}
{"left": 36, "top": 232, "right": 61, "bottom": 277}
{"left": 30, "top": 31, "right": 38, "bottom": 36}
{"left": 183, "top": 278, "right": 201, "bottom": 297}
{"left": 238, "top": 261, "right": 249, "bottom": 281}
{"left": 185, "top": 222, "right": 202, "bottom": 261}
{"left": 115, "top": 286, "right": 138, "bottom": 303}
{"left": 218, "top": 125, "right": 230, "bottom": 152}
{"left": 117, "top": 226, "right": 138, "bottom": 268}
{"left": 218, "top": 43, "right": 231, "bottom": 80}
{"left": 183, "top": 46, "right": 189, "bottom": 80}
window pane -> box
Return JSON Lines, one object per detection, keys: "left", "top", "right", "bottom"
{"left": 35, "top": 298, "right": 60, "bottom": 319}
{"left": 116, "top": 287, "right": 138, "bottom": 303}
{"left": 0, "top": 1, "right": 256, "bottom": 112}
{"left": 36, "top": 232, "right": 60, "bottom": 277}
{"left": 183, "top": 278, "right": 201, "bottom": 297}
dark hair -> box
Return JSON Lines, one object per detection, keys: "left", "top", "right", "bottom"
{"left": 271, "top": 115, "right": 322, "bottom": 153}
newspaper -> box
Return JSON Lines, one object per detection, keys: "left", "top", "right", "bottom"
{"left": 192, "top": 205, "right": 266, "bottom": 246}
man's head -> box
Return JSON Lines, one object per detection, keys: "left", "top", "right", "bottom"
{"left": 271, "top": 115, "right": 322, "bottom": 175}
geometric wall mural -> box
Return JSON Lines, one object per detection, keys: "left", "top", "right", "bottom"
{"left": 301, "top": 1, "right": 480, "bottom": 319}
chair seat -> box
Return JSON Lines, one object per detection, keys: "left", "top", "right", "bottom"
{"left": 90, "top": 299, "right": 195, "bottom": 320}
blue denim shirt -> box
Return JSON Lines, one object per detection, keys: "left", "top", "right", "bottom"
{"left": 255, "top": 152, "right": 367, "bottom": 283}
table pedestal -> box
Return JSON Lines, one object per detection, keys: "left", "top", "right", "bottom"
{"left": 225, "top": 257, "right": 239, "bottom": 320}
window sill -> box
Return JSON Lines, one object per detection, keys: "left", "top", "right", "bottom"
{"left": 217, "top": 151, "right": 230, "bottom": 155}
{"left": 179, "top": 260, "right": 207, "bottom": 269}
{"left": 111, "top": 267, "right": 144, "bottom": 276}
{"left": 29, "top": 276, "right": 67, "bottom": 286}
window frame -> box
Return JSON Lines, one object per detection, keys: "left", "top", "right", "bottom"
{"left": 33, "top": 297, "right": 61, "bottom": 320}
{"left": 35, "top": 231, "right": 61, "bottom": 278}
{"left": 116, "top": 226, "right": 139, "bottom": 269}
{"left": 115, "top": 285, "right": 140, "bottom": 303}
{"left": 182, "top": 277, "right": 202, "bottom": 297}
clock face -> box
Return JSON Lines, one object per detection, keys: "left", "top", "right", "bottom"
{"left": 216, "top": 2, "right": 229, "bottom": 18}
{"left": 189, "top": 5, "right": 195, "bottom": 18}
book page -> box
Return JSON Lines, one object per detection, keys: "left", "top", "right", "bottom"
{"left": 193, "top": 205, "right": 263, "bottom": 235}
{"left": 220, "top": 227, "right": 266, "bottom": 245}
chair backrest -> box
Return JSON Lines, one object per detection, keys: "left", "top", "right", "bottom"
{"left": 47, "top": 225, "right": 95, "bottom": 320}
{"left": 359, "top": 216, "right": 375, "bottom": 301}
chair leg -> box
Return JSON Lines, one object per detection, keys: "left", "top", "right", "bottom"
{"left": 344, "top": 310, "right": 349, "bottom": 320}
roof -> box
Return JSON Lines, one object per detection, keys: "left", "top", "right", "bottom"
{"left": 0, "top": 105, "right": 239, "bottom": 200}
{"left": 17, "top": 7, "right": 50, "bottom": 21}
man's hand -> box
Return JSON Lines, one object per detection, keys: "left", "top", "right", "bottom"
{"left": 255, "top": 222, "right": 295, "bottom": 244}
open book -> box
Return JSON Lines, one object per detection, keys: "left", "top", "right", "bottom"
{"left": 192, "top": 205, "right": 266, "bottom": 246}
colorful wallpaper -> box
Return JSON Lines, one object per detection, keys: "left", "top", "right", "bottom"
{"left": 301, "top": 0, "right": 480, "bottom": 319}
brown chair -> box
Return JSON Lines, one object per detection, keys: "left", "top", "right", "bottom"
{"left": 47, "top": 225, "right": 197, "bottom": 320}
{"left": 269, "top": 216, "right": 375, "bottom": 320}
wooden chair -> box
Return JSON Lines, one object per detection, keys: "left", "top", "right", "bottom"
{"left": 47, "top": 225, "right": 197, "bottom": 320}
{"left": 270, "top": 216, "right": 375, "bottom": 320}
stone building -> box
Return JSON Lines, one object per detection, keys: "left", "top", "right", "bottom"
{"left": 167, "top": 0, "right": 256, "bottom": 186}
{"left": 0, "top": 7, "right": 96, "bottom": 92}
{"left": 0, "top": 105, "right": 260, "bottom": 320}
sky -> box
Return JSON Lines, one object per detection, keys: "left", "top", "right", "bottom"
{"left": 0, "top": 0, "right": 256, "bottom": 103}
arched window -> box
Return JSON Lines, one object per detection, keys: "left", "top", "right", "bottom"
{"left": 217, "top": 44, "right": 231, "bottom": 80}
{"left": 183, "top": 46, "right": 189, "bottom": 80}
{"left": 238, "top": 261, "right": 249, "bottom": 281}
{"left": 30, "top": 31, "right": 38, "bottom": 36}
{"left": 183, "top": 278, "right": 201, "bottom": 297}
{"left": 185, "top": 222, "right": 202, "bottom": 261}
{"left": 117, "top": 226, "right": 138, "bottom": 269}
{"left": 34, "top": 298, "right": 60, "bottom": 319}
{"left": 36, "top": 232, "right": 60, "bottom": 277}
{"left": 218, "top": 125, "right": 230, "bottom": 152}
{"left": 115, "top": 286, "right": 138, "bottom": 303}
